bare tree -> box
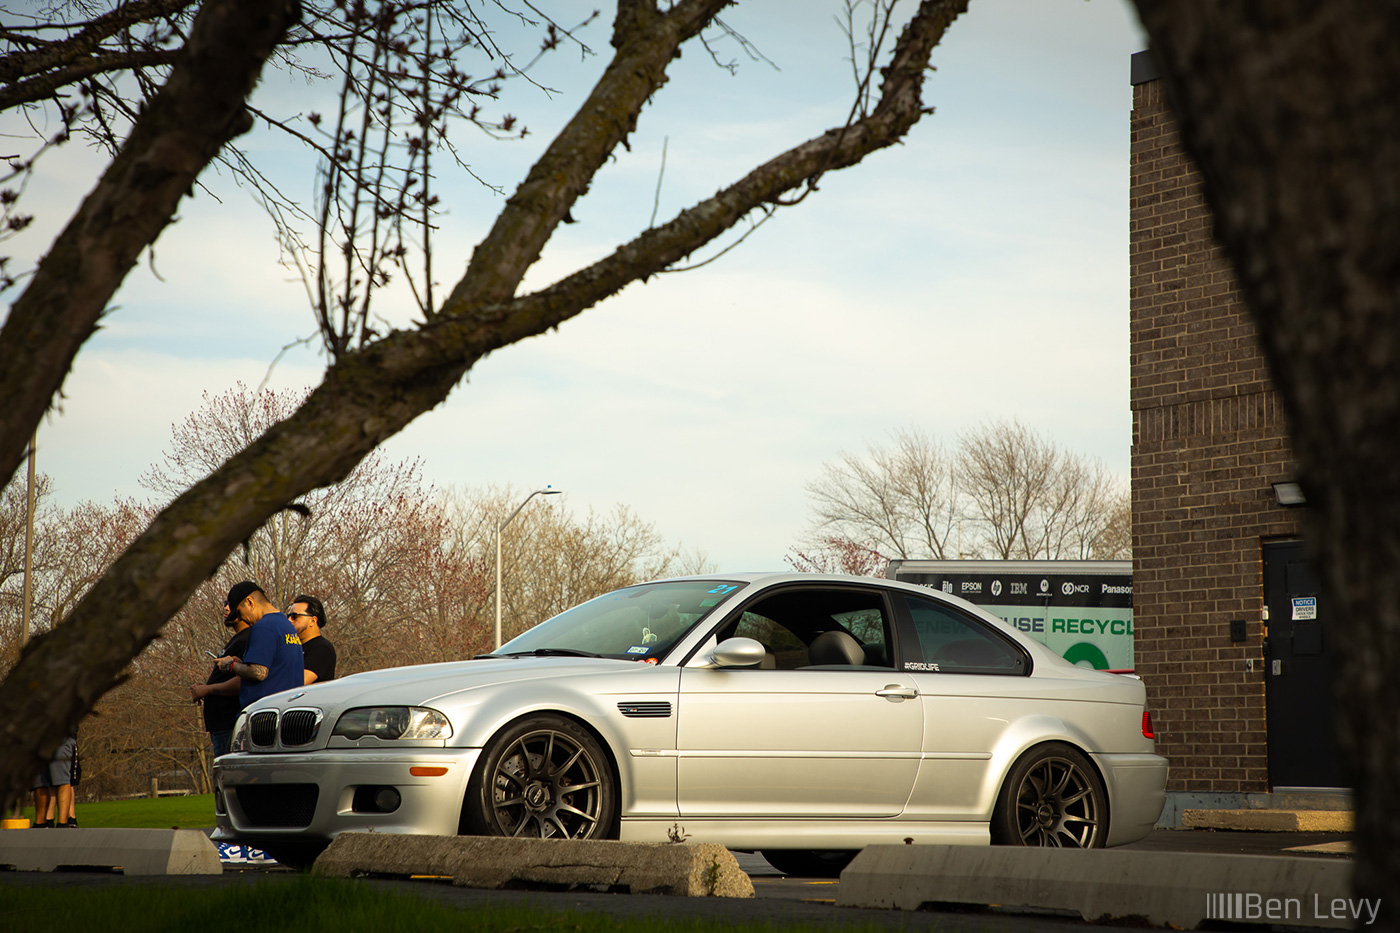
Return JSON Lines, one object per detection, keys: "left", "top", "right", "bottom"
{"left": 0, "top": 0, "right": 966, "bottom": 806}
{"left": 446, "top": 488, "right": 713, "bottom": 644}
{"left": 787, "top": 535, "right": 890, "bottom": 577}
{"left": 959, "top": 420, "right": 1128, "bottom": 561}
{"left": 0, "top": 471, "right": 53, "bottom": 671}
{"left": 803, "top": 428, "right": 960, "bottom": 560}
{"left": 800, "top": 420, "right": 1128, "bottom": 563}
{"left": 957, "top": 420, "right": 1058, "bottom": 559}
{"left": 1129, "top": 1, "right": 1400, "bottom": 905}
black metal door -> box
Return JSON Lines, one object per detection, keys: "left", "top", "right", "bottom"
{"left": 1263, "top": 540, "right": 1343, "bottom": 788}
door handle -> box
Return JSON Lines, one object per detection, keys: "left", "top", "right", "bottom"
{"left": 876, "top": 685, "right": 918, "bottom": 699}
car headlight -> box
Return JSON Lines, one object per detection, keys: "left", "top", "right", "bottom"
{"left": 229, "top": 712, "right": 250, "bottom": 753}
{"left": 331, "top": 707, "right": 452, "bottom": 741}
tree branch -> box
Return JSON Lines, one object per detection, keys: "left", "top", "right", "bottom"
{"left": 0, "top": 0, "right": 197, "bottom": 90}
{"left": 0, "top": 0, "right": 303, "bottom": 497}
{"left": 0, "top": 0, "right": 966, "bottom": 808}
{"left": 0, "top": 49, "right": 181, "bottom": 110}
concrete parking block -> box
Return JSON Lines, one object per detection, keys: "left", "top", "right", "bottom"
{"left": 838, "top": 845, "right": 1361, "bottom": 929}
{"left": 0, "top": 828, "right": 222, "bottom": 875}
{"left": 313, "top": 834, "right": 754, "bottom": 897}
{"left": 1183, "top": 809, "right": 1354, "bottom": 832}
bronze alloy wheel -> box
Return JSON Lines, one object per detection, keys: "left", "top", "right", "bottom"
{"left": 468, "top": 715, "right": 615, "bottom": 840}
{"left": 993, "top": 743, "right": 1106, "bottom": 848}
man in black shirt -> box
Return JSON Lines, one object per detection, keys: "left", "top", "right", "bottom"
{"left": 287, "top": 594, "right": 337, "bottom": 684}
{"left": 190, "top": 591, "right": 254, "bottom": 757}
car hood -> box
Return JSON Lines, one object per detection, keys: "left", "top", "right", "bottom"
{"left": 250, "top": 656, "right": 653, "bottom": 711}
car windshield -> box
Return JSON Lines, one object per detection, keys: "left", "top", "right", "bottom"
{"left": 495, "top": 580, "right": 745, "bottom": 662}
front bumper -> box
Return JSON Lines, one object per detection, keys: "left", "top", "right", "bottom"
{"left": 213, "top": 747, "right": 482, "bottom": 846}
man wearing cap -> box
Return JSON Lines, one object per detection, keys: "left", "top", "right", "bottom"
{"left": 212, "top": 581, "right": 304, "bottom": 710}
{"left": 286, "top": 594, "right": 337, "bottom": 685}
{"left": 189, "top": 598, "right": 253, "bottom": 757}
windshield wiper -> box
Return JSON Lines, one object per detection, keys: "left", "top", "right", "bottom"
{"left": 506, "top": 647, "right": 603, "bottom": 658}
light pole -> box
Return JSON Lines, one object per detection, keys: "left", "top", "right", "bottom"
{"left": 495, "top": 487, "right": 562, "bottom": 648}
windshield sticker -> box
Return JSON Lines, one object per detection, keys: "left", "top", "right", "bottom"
{"left": 706, "top": 584, "right": 740, "bottom": 595}
{"left": 627, "top": 645, "right": 651, "bottom": 655}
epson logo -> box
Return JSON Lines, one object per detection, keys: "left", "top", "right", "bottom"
{"left": 961, "top": 582, "right": 983, "bottom": 594}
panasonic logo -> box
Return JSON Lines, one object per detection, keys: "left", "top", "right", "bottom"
{"left": 1101, "top": 584, "right": 1133, "bottom": 595}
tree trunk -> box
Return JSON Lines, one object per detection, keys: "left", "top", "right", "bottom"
{"left": 1131, "top": 1, "right": 1400, "bottom": 908}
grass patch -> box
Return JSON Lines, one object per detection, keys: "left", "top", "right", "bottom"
{"left": 0, "top": 876, "right": 870, "bottom": 933}
{"left": 1, "top": 876, "right": 465, "bottom": 933}
{"left": 20, "top": 794, "right": 217, "bottom": 830}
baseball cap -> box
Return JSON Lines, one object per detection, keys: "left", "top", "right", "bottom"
{"left": 223, "top": 581, "right": 263, "bottom": 624}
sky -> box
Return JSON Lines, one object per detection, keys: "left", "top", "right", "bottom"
{"left": 3, "top": 0, "right": 1148, "bottom": 572}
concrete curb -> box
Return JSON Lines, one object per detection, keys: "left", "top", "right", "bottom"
{"left": 1184, "top": 809, "right": 1354, "bottom": 832}
{"left": 313, "top": 834, "right": 754, "bottom": 897}
{"left": 0, "top": 828, "right": 222, "bottom": 875}
{"left": 838, "top": 845, "right": 1364, "bottom": 929}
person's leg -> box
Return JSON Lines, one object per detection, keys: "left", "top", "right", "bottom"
{"left": 32, "top": 787, "right": 53, "bottom": 827}
{"left": 210, "top": 730, "right": 232, "bottom": 758}
{"left": 54, "top": 783, "right": 74, "bottom": 826}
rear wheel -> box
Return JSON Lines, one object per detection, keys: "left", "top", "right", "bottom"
{"left": 465, "top": 714, "right": 616, "bottom": 839}
{"left": 759, "top": 849, "right": 858, "bottom": 878}
{"left": 991, "top": 743, "right": 1106, "bottom": 847}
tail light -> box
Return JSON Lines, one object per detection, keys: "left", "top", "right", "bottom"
{"left": 1142, "top": 710, "right": 1156, "bottom": 739}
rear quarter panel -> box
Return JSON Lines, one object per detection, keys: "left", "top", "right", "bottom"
{"left": 906, "top": 667, "right": 1154, "bottom": 821}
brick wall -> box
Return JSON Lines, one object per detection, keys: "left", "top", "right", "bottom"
{"left": 1129, "top": 77, "right": 1302, "bottom": 794}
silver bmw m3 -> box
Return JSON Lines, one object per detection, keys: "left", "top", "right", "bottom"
{"left": 213, "top": 573, "right": 1166, "bottom": 872}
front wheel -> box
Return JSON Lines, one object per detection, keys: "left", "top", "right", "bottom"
{"left": 465, "top": 714, "right": 617, "bottom": 840}
{"left": 991, "top": 743, "right": 1106, "bottom": 848}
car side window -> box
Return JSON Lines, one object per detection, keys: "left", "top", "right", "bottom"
{"left": 902, "top": 595, "right": 1027, "bottom": 675}
{"left": 732, "top": 612, "right": 808, "bottom": 669}
{"left": 716, "top": 588, "right": 896, "bottom": 670}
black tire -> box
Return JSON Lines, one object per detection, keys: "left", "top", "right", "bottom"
{"left": 991, "top": 742, "right": 1107, "bottom": 848}
{"left": 465, "top": 714, "right": 617, "bottom": 840}
{"left": 759, "top": 848, "right": 859, "bottom": 878}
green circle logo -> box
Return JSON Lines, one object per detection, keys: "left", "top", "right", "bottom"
{"left": 1063, "top": 642, "right": 1110, "bottom": 670}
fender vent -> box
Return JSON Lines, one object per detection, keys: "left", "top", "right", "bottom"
{"left": 618, "top": 701, "right": 672, "bottom": 719}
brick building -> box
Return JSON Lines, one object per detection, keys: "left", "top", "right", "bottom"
{"left": 1127, "top": 53, "right": 1341, "bottom": 818}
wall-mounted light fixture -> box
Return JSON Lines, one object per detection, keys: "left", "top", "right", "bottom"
{"left": 1272, "top": 481, "right": 1307, "bottom": 508}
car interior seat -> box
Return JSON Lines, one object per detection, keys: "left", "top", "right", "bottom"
{"left": 806, "top": 630, "right": 866, "bottom": 666}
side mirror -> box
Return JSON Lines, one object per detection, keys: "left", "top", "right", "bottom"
{"left": 695, "top": 636, "right": 766, "bottom": 669}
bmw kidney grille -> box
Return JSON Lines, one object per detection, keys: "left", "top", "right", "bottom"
{"left": 249, "top": 708, "right": 323, "bottom": 749}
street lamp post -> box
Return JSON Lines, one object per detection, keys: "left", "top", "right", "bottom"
{"left": 495, "top": 487, "right": 562, "bottom": 649}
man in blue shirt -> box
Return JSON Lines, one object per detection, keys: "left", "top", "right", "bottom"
{"left": 213, "top": 581, "right": 304, "bottom": 709}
